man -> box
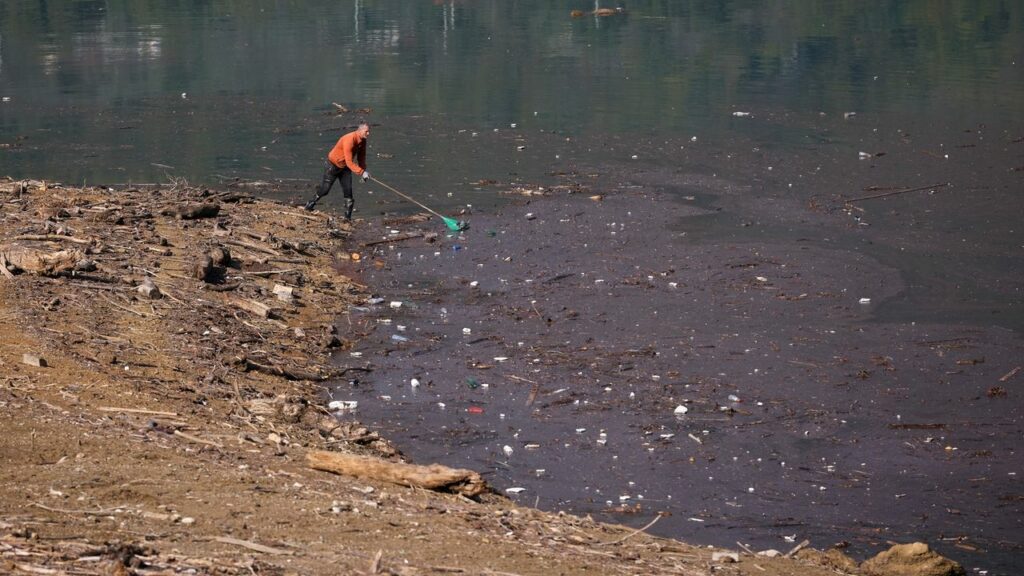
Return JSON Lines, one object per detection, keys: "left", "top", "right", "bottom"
{"left": 304, "top": 122, "right": 372, "bottom": 218}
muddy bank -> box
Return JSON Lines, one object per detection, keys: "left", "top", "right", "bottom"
{"left": 339, "top": 166, "right": 1023, "bottom": 574}
{"left": 0, "top": 177, "right": 914, "bottom": 575}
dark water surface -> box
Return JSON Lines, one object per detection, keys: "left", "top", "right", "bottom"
{"left": 3, "top": 0, "right": 1023, "bottom": 571}
{"left": 2, "top": 0, "right": 1022, "bottom": 331}
{"left": 3, "top": 1, "right": 1022, "bottom": 182}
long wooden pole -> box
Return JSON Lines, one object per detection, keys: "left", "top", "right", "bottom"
{"left": 845, "top": 182, "right": 950, "bottom": 203}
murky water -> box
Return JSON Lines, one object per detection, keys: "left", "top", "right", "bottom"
{"left": 3, "top": 1, "right": 1022, "bottom": 181}
{"left": 342, "top": 181, "right": 1023, "bottom": 574}
{"left": 3, "top": 0, "right": 1022, "bottom": 331}
{"left": 3, "top": 0, "right": 1022, "bottom": 571}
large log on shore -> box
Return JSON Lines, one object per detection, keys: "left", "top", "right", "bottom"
{"left": 162, "top": 202, "right": 220, "bottom": 220}
{"left": 0, "top": 245, "right": 84, "bottom": 276}
{"left": 307, "top": 450, "right": 487, "bottom": 497}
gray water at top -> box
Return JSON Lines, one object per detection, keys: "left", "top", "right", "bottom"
{"left": 2, "top": 1, "right": 1022, "bottom": 184}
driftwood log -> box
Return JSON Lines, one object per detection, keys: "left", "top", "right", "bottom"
{"left": 307, "top": 450, "right": 487, "bottom": 497}
{"left": 234, "top": 355, "right": 325, "bottom": 381}
{"left": 230, "top": 297, "right": 278, "bottom": 319}
{"left": 0, "top": 245, "right": 84, "bottom": 276}
{"left": 0, "top": 254, "right": 15, "bottom": 280}
{"left": 163, "top": 203, "right": 220, "bottom": 220}
{"left": 191, "top": 254, "right": 214, "bottom": 281}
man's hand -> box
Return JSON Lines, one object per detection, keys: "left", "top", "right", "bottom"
{"left": 361, "top": 171, "right": 371, "bottom": 182}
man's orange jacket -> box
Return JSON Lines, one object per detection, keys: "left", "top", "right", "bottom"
{"left": 327, "top": 130, "right": 367, "bottom": 174}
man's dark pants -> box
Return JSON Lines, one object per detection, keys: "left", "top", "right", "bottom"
{"left": 307, "top": 161, "right": 354, "bottom": 217}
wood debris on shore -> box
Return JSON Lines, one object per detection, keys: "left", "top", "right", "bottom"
{"left": 0, "top": 177, "right": 399, "bottom": 459}
{"left": 1, "top": 179, "right": 349, "bottom": 377}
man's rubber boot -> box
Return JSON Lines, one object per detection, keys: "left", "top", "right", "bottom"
{"left": 304, "top": 196, "right": 321, "bottom": 211}
{"left": 344, "top": 198, "right": 355, "bottom": 220}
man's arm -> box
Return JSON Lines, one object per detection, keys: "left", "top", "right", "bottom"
{"left": 342, "top": 137, "right": 364, "bottom": 174}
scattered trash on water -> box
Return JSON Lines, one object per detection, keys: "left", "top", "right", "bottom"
{"left": 673, "top": 405, "right": 689, "bottom": 415}
{"left": 366, "top": 297, "right": 385, "bottom": 305}
{"left": 503, "top": 445, "right": 514, "bottom": 458}
{"left": 858, "top": 151, "right": 872, "bottom": 160}
{"left": 859, "top": 297, "right": 871, "bottom": 304}
{"left": 505, "top": 487, "right": 526, "bottom": 494}
{"left": 462, "top": 327, "right": 472, "bottom": 335}
{"left": 728, "top": 394, "right": 741, "bottom": 403}
{"left": 328, "top": 400, "right": 358, "bottom": 411}
{"left": 410, "top": 378, "right": 420, "bottom": 387}
{"left": 732, "top": 111, "right": 751, "bottom": 117}
{"left": 712, "top": 551, "right": 740, "bottom": 563}
{"left": 390, "top": 334, "right": 408, "bottom": 342}
{"left": 389, "top": 301, "right": 403, "bottom": 309}
{"left": 467, "top": 406, "right": 484, "bottom": 414}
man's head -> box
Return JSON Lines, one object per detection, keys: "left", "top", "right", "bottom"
{"left": 357, "top": 123, "right": 370, "bottom": 139}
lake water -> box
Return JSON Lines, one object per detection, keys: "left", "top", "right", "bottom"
{"left": 3, "top": 1, "right": 1022, "bottom": 333}
{"left": 3, "top": 1, "right": 1022, "bottom": 182}
{"left": 3, "top": 0, "right": 1023, "bottom": 570}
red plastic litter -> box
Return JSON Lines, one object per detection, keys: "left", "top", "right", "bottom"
{"left": 466, "top": 406, "right": 484, "bottom": 414}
